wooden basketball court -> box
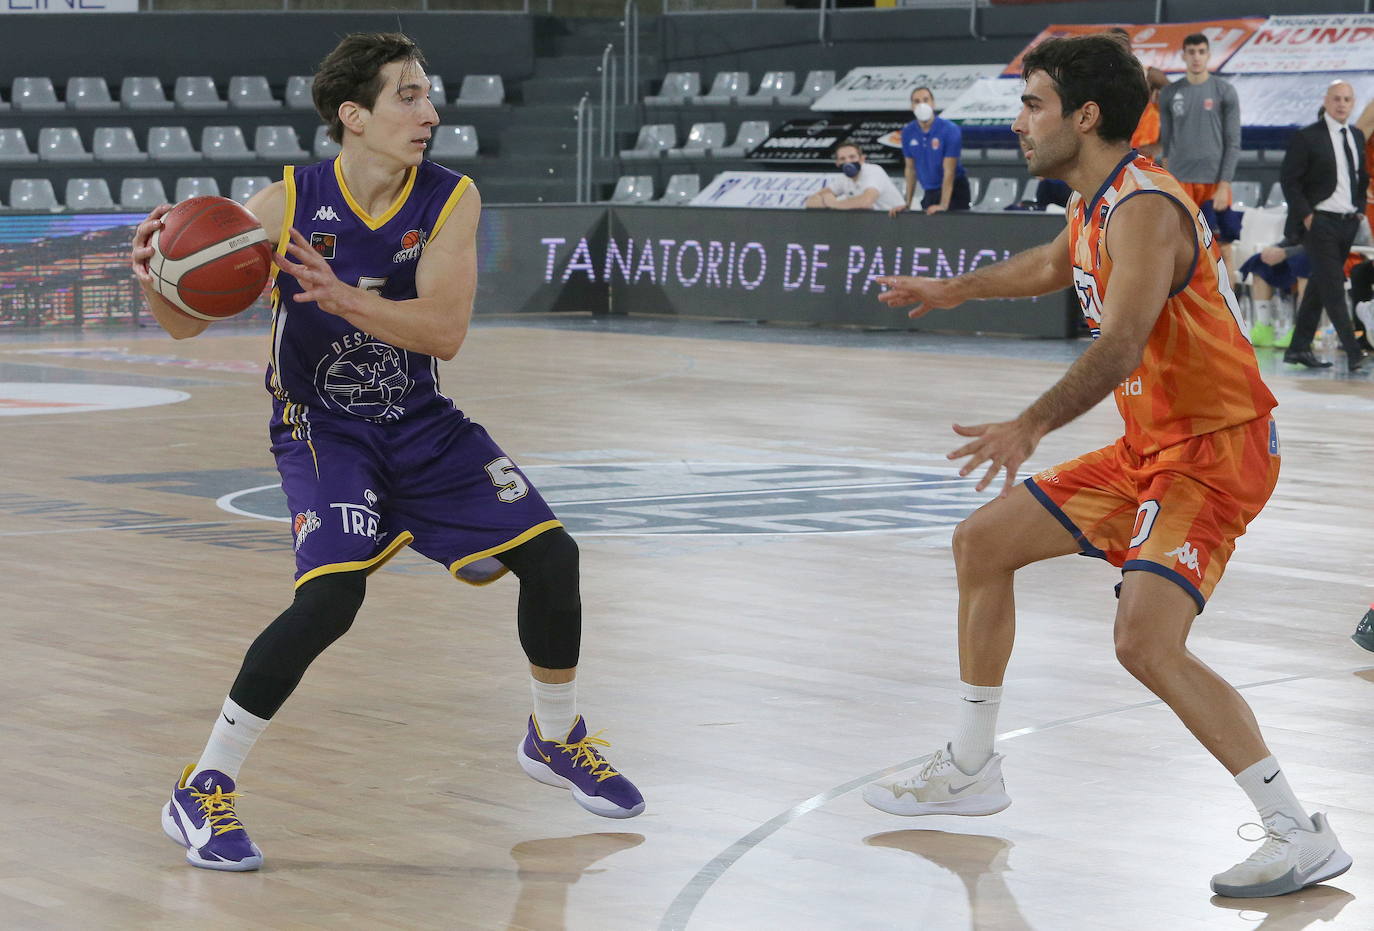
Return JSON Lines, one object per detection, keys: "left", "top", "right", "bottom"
{"left": 2, "top": 317, "right": 1370, "bottom": 930}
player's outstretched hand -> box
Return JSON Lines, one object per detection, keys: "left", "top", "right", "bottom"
{"left": 948, "top": 418, "right": 1041, "bottom": 498}
{"left": 875, "top": 275, "right": 964, "bottom": 318}
{"left": 130, "top": 203, "right": 175, "bottom": 284}
{"left": 274, "top": 227, "right": 358, "bottom": 318}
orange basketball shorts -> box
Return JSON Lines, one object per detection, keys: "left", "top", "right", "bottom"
{"left": 1024, "top": 417, "right": 1280, "bottom": 613}
{"left": 1178, "top": 181, "right": 1218, "bottom": 207}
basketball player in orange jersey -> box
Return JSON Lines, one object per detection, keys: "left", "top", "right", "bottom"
{"left": 864, "top": 34, "right": 1351, "bottom": 898}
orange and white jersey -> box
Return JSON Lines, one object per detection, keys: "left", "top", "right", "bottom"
{"left": 1067, "top": 152, "right": 1277, "bottom": 456}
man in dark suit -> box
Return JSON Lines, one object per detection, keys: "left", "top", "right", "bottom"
{"left": 1280, "top": 81, "right": 1371, "bottom": 373}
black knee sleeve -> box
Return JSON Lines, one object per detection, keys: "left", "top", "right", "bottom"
{"left": 228, "top": 570, "right": 367, "bottom": 719}
{"left": 497, "top": 527, "right": 582, "bottom": 670}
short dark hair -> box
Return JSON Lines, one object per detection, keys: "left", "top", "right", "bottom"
{"left": 835, "top": 139, "right": 863, "bottom": 156}
{"left": 1022, "top": 34, "right": 1149, "bottom": 145}
{"left": 313, "top": 32, "right": 429, "bottom": 143}
{"left": 1183, "top": 32, "right": 1209, "bottom": 49}
{"left": 911, "top": 85, "right": 934, "bottom": 101}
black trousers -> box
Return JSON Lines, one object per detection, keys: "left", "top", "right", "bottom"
{"left": 921, "top": 175, "right": 971, "bottom": 211}
{"left": 1291, "top": 212, "right": 1363, "bottom": 355}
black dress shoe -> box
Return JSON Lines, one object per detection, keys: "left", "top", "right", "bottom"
{"left": 1349, "top": 351, "right": 1370, "bottom": 373}
{"left": 1282, "top": 350, "right": 1333, "bottom": 368}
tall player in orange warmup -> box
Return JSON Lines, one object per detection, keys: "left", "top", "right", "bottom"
{"left": 864, "top": 35, "right": 1351, "bottom": 898}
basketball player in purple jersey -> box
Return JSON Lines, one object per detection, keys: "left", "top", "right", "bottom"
{"left": 129, "top": 33, "right": 643, "bottom": 871}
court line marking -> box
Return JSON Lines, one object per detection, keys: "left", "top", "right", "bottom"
{"left": 657, "top": 663, "right": 1374, "bottom": 931}
{"left": 0, "top": 518, "right": 263, "bottom": 537}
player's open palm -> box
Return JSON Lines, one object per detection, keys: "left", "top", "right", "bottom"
{"left": 948, "top": 418, "right": 1041, "bottom": 498}
{"left": 274, "top": 227, "right": 359, "bottom": 318}
{"left": 875, "top": 275, "right": 963, "bottom": 318}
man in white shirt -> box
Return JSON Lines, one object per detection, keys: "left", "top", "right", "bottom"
{"left": 804, "top": 140, "right": 905, "bottom": 212}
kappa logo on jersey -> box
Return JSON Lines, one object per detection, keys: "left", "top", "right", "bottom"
{"left": 330, "top": 489, "right": 382, "bottom": 540}
{"left": 1164, "top": 541, "right": 1203, "bottom": 577}
{"left": 312, "top": 205, "right": 342, "bottom": 222}
{"left": 310, "top": 232, "right": 337, "bottom": 259}
{"left": 293, "top": 509, "right": 319, "bottom": 551}
{"left": 392, "top": 228, "right": 427, "bottom": 264}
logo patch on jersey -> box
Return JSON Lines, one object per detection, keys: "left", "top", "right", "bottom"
{"left": 1203, "top": 98, "right": 1214, "bottom": 111}
{"left": 293, "top": 509, "right": 319, "bottom": 550}
{"left": 392, "top": 228, "right": 427, "bottom": 264}
{"left": 310, "top": 232, "right": 337, "bottom": 259}
{"left": 314, "top": 337, "right": 411, "bottom": 421}
{"left": 931, "top": 137, "right": 940, "bottom": 151}
{"left": 313, "top": 205, "right": 342, "bottom": 222}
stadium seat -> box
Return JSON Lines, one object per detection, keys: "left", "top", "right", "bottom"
{"left": 777, "top": 70, "right": 834, "bottom": 107}
{"left": 65, "top": 178, "right": 115, "bottom": 211}
{"left": 430, "top": 125, "right": 479, "bottom": 159}
{"left": 93, "top": 127, "right": 145, "bottom": 163}
{"left": 1260, "top": 149, "right": 1286, "bottom": 164}
{"left": 230, "top": 176, "right": 272, "bottom": 204}
{"left": 1264, "top": 181, "right": 1286, "bottom": 210}
{"left": 0, "top": 128, "right": 39, "bottom": 164}
{"left": 715, "top": 120, "right": 769, "bottom": 158}
{"left": 12, "top": 77, "right": 63, "bottom": 112}
{"left": 1230, "top": 180, "right": 1262, "bottom": 210}
{"left": 119, "top": 177, "right": 169, "bottom": 210}
{"left": 967, "top": 176, "right": 982, "bottom": 206}
{"left": 984, "top": 148, "right": 1020, "bottom": 163}
{"left": 285, "top": 75, "right": 315, "bottom": 110}
{"left": 669, "top": 122, "right": 726, "bottom": 159}
{"left": 120, "top": 76, "right": 175, "bottom": 112}
{"left": 1018, "top": 178, "right": 1040, "bottom": 206}
{"left": 175, "top": 76, "right": 227, "bottom": 111}
{"left": 428, "top": 74, "right": 447, "bottom": 108}
{"left": 9, "top": 178, "right": 60, "bottom": 210}
{"left": 228, "top": 75, "right": 280, "bottom": 110}
{"left": 175, "top": 176, "right": 221, "bottom": 200}
{"left": 739, "top": 71, "right": 795, "bottom": 107}
{"left": 201, "top": 126, "right": 252, "bottom": 161}
{"left": 646, "top": 72, "right": 700, "bottom": 106}
{"left": 66, "top": 77, "right": 119, "bottom": 112}
{"left": 609, "top": 175, "right": 654, "bottom": 204}
{"left": 973, "top": 177, "right": 1018, "bottom": 212}
{"left": 1235, "top": 149, "right": 1262, "bottom": 166}
{"left": 658, "top": 174, "right": 700, "bottom": 205}
{"left": 254, "top": 125, "right": 308, "bottom": 161}
{"left": 455, "top": 75, "right": 504, "bottom": 107}
{"left": 37, "top": 127, "right": 93, "bottom": 163}
{"left": 148, "top": 126, "right": 201, "bottom": 162}
{"left": 694, "top": 71, "right": 749, "bottom": 106}
{"left": 312, "top": 125, "right": 341, "bottom": 159}
{"left": 620, "top": 124, "right": 676, "bottom": 160}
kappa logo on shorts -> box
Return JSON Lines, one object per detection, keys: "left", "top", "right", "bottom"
{"left": 1164, "top": 541, "right": 1203, "bottom": 577}
{"left": 310, "top": 232, "right": 337, "bottom": 259}
{"left": 293, "top": 509, "right": 319, "bottom": 551}
{"left": 331, "top": 489, "right": 381, "bottom": 540}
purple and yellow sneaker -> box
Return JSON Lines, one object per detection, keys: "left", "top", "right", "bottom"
{"left": 160, "top": 764, "right": 263, "bottom": 871}
{"left": 517, "top": 716, "right": 645, "bottom": 819}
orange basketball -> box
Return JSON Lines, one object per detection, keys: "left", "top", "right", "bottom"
{"left": 149, "top": 196, "right": 274, "bottom": 321}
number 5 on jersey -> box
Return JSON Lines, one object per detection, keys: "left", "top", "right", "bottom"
{"left": 486, "top": 457, "right": 530, "bottom": 503}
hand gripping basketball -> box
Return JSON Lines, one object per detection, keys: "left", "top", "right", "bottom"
{"left": 143, "top": 196, "right": 274, "bottom": 321}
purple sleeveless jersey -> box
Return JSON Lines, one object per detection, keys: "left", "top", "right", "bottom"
{"left": 266, "top": 156, "right": 470, "bottom": 423}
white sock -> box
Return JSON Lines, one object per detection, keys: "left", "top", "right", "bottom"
{"left": 531, "top": 678, "right": 577, "bottom": 741}
{"left": 193, "top": 697, "right": 269, "bottom": 782}
{"left": 1253, "top": 298, "right": 1275, "bottom": 327}
{"left": 949, "top": 681, "right": 1003, "bottom": 774}
{"left": 1236, "top": 756, "right": 1310, "bottom": 833}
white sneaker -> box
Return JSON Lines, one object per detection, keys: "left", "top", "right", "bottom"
{"left": 863, "top": 743, "right": 1011, "bottom": 817}
{"left": 1211, "top": 812, "right": 1352, "bottom": 898}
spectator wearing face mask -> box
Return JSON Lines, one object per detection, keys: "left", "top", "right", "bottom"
{"left": 891, "top": 86, "right": 971, "bottom": 216}
{"left": 804, "top": 140, "right": 905, "bottom": 211}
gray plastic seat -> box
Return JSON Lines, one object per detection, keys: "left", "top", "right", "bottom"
{"left": 1236, "top": 149, "right": 1262, "bottom": 167}
{"left": 778, "top": 70, "right": 835, "bottom": 107}
{"left": 669, "top": 122, "right": 726, "bottom": 159}
{"left": 12, "top": 77, "right": 63, "bottom": 112}
{"left": 0, "top": 128, "right": 39, "bottom": 165}
{"left": 285, "top": 75, "right": 315, "bottom": 111}
{"left": 93, "top": 127, "right": 146, "bottom": 163}
{"left": 148, "top": 126, "right": 201, "bottom": 162}
{"left": 67, "top": 77, "right": 119, "bottom": 112}
{"left": 119, "top": 177, "right": 170, "bottom": 210}
{"left": 1265, "top": 182, "right": 1286, "bottom": 210}
{"left": 175, "top": 76, "right": 227, "bottom": 111}
{"left": 609, "top": 175, "right": 654, "bottom": 204}
{"left": 715, "top": 120, "right": 770, "bottom": 158}
{"left": 619, "top": 123, "right": 676, "bottom": 160}
{"left": 174, "top": 176, "right": 221, "bottom": 201}
{"left": 1230, "top": 180, "right": 1263, "bottom": 210}
{"left": 693, "top": 71, "right": 749, "bottom": 106}
{"left": 984, "top": 148, "right": 1021, "bottom": 163}
{"left": 1018, "top": 178, "right": 1041, "bottom": 205}
{"left": 9, "top": 178, "right": 59, "bottom": 211}
{"left": 456, "top": 74, "right": 504, "bottom": 108}
{"left": 37, "top": 127, "right": 93, "bottom": 163}
{"left": 201, "top": 126, "right": 252, "bottom": 161}
{"left": 254, "top": 125, "right": 308, "bottom": 161}
{"left": 430, "top": 124, "right": 478, "bottom": 159}
{"left": 120, "top": 76, "right": 175, "bottom": 112}
{"left": 973, "top": 177, "right": 1019, "bottom": 212}
{"left": 739, "top": 71, "right": 795, "bottom": 106}
{"left": 312, "top": 125, "right": 341, "bottom": 159}
{"left": 658, "top": 174, "right": 700, "bottom": 205}
{"left": 646, "top": 72, "right": 700, "bottom": 106}
{"left": 65, "top": 178, "right": 116, "bottom": 211}
{"left": 230, "top": 176, "right": 272, "bottom": 204}
{"left": 967, "top": 176, "right": 982, "bottom": 206}
{"left": 428, "top": 74, "right": 447, "bottom": 108}
{"left": 228, "top": 75, "right": 279, "bottom": 110}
